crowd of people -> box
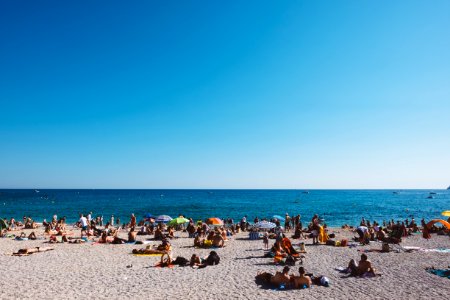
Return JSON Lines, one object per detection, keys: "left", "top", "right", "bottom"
{"left": 1, "top": 211, "right": 448, "bottom": 290}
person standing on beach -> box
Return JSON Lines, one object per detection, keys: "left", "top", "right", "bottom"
{"left": 110, "top": 215, "right": 114, "bottom": 228}
{"left": 130, "top": 213, "right": 136, "bottom": 228}
{"left": 421, "top": 219, "right": 431, "bottom": 239}
{"left": 79, "top": 214, "right": 88, "bottom": 236}
{"left": 87, "top": 212, "right": 92, "bottom": 225}
{"left": 263, "top": 232, "right": 269, "bottom": 250}
{"left": 311, "top": 214, "right": 320, "bottom": 245}
{"left": 285, "top": 213, "right": 291, "bottom": 232}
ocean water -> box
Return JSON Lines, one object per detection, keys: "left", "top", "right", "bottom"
{"left": 0, "top": 189, "right": 448, "bottom": 226}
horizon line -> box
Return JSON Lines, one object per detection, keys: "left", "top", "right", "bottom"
{"left": 0, "top": 187, "right": 448, "bottom": 190}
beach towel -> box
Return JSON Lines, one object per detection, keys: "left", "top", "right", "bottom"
{"left": 426, "top": 268, "right": 450, "bottom": 279}
{"left": 132, "top": 253, "right": 163, "bottom": 257}
{"left": 403, "top": 246, "right": 450, "bottom": 253}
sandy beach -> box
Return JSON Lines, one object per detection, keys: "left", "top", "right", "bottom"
{"left": 1, "top": 227, "right": 449, "bottom": 300}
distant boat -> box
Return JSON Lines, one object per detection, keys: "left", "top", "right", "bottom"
{"left": 429, "top": 192, "right": 437, "bottom": 195}
{"left": 35, "top": 190, "right": 40, "bottom": 193}
{"left": 302, "top": 191, "right": 310, "bottom": 194}
{"left": 393, "top": 191, "right": 399, "bottom": 194}
{"left": 427, "top": 195, "right": 434, "bottom": 199}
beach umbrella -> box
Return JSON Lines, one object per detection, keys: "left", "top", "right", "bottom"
{"left": 155, "top": 215, "right": 173, "bottom": 223}
{"left": 272, "top": 215, "right": 284, "bottom": 221}
{"left": 206, "top": 217, "right": 224, "bottom": 226}
{"left": 254, "top": 220, "right": 276, "bottom": 229}
{"left": 143, "top": 213, "right": 154, "bottom": 219}
{"left": 168, "top": 217, "right": 189, "bottom": 226}
{"left": 442, "top": 211, "right": 450, "bottom": 217}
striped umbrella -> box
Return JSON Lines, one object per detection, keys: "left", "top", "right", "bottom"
{"left": 254, "top": 220, "right": 276, "bottom": 229}
{"left": 155, "top": 215, "right": 173, "bottom": 223}
{"left": 206, "top": 217, "right": 224, "bottom": 226}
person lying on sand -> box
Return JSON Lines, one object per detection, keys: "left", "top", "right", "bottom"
{"left": 190, "top": 254, "right": 201, "bottom": 267}
{"left": 68, "top": 238, "right": 85, "bottom": 244}
{"left": 292, "top": 267, "right": 312, "bottom": 289}
{"left": 347, "top": 253, "right": 376, "bottom": 276}
{"left": 13, "top": 247, "right": 54, "bottom": 256}
{"left": 132, "top": 239, "right": 172, "bottom": 255}
{"left": 198, "top": 251, "right": 220, "bottom": 268}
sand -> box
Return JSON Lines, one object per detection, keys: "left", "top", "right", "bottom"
{"left": 1, "top": 227, "right": 449, "bottom": 300}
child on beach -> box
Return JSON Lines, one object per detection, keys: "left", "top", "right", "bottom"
{"left": 263, "top": 232, "right": 269, "bottom": 250}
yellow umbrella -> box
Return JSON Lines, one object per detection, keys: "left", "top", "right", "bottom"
{"left": 441, "top": 211, "right": 450, "bottom": 217}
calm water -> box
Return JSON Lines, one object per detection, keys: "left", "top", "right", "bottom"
{"left": 0, "top": 189, "right": 448, "bottom": 226}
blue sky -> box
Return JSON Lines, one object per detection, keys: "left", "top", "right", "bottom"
{"left": 1, "top": 1, "right": 449, "bottom": 188}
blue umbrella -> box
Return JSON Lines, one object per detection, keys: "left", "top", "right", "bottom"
{"left": 143, "top": 213, "right": 154, "bottom": 219}
{"left": 155, "top": 215, "right": 173, "bottom": 223}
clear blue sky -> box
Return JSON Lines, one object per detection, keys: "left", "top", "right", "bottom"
{"left": 1, "top": 1, "right": 449, "bottom": 189}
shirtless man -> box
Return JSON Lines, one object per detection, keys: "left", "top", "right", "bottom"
{"left": 128, "top": 227, "right": 137, "bottom": 243}
{"left": 347, "top": 253, "right": 376, "bottom": 276}
{"left": 270, "top": 266, "right": 291, "bottom": 287}
{"left": 212, "top": 232, "right": 225, "bottom": 247}
{"left": 292, "top": 267, "right": 312, "bottom": 289}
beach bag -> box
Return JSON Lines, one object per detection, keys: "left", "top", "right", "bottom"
{"left": 285, "top": 255, "right": 296, "bottom": 266}
{"left": 326, "top": 239, "right": 336, "bottom": 246}
{"left": 382, "top": 243, "right": 390, "bottom": 252}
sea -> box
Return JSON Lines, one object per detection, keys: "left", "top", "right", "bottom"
{"left": 0, "top": 189, "right": 448, "bottom": 226}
